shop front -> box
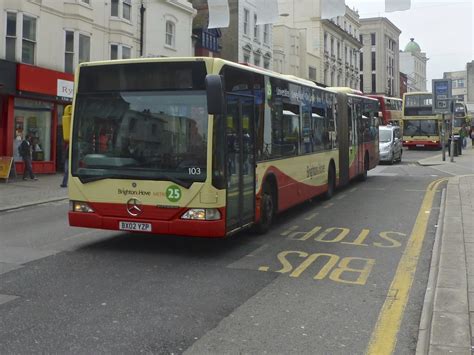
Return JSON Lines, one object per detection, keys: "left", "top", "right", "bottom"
{"left": 2, "top": 63, "right": 74, "bottom": 175}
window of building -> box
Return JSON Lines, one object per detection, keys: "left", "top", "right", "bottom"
{"left": 309, "top": 66, "right": 316, "bottom": 81}
{"left": 350, "top": 48, "right": 353, "bottom": 66}
{"left": 371, "top": 33, "right": 376, "bottom": 46}
{"left": 371, "top": 52, "right": 376, "bottom": 71}
{"left": 359, "top": 34, "right": 363, "bottom": 43}
{"left": 360, "top": 51, "right": 363, "bottom": 70}
{"left": 122, "top": 46, "right": 131, "bottom": 59}
{"left": 263, "top": 24, "right": 269, "bottom": 44}
{"left": 360, "top": 74, "right": 364, "bottom": 92}
{"left": 78, "top": 34, "right": 90, "bottom": 63}
{"left": 110, "top": 44, "right": 131, "bottom": 59}
{"left": 243, "top": 52, "right": 250, "bottom": 63}
{"left": 456, "top": 79, "right": 465, "bottom": 88}
{"left": 254, "top": 54, "right": 260, "bottom": 67}
{"left": 345, "top": 46, "right": 348, "bottom": 63}
{"left": 330, "top": 37, "right": 334, "bottom": 56}
{"left": 372, "top": 73, "right": 376, "bottom": 93}
{"left": 254, "top": 14, "right": 259, "bottom": 40}
{"left": 337, "top": 41, "right": 340, "bottom": 59}
{"left": 111, "top": 0, "right": 119, "bottom": 16}
{"left": 123, "top": 0, "right": 131, "bottom": 20}
{"left": 324, "top": 33, "right": 328, "bottom": 52}
{"left": 65, "top": 31, "right": 74, "bottom": 73}
{"left": 111, "top": 0, "right": 130, "bottom": 20}
{"left": 165, "top": 21, "right": 175, "bottom": 47}
{"left": 81, "top": 0, "right": 90, "bottom": 4}
{"left": 243, "top": 8, "right": 249, "bottom": 35}
{"left": 6, "top": 12, "right": 17, "bottom": 61}
{"left": 22, "top": 15, "right": 36, "bottom": 64}
{"left": 264, "top": 57, "right": 270, "bottom": 69}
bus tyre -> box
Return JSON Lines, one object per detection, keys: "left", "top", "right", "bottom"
{"left": 360, "top": 154, "right": 369, "bottom": 181}
{"left": 323, "top": 165, "right": 335, "bottom": 200}
{"left": 255, "top": 185, "right": 274, "bottom": 234}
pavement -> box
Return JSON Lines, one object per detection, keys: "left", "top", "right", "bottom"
{"left": 0, "top": 148, "right": 473, "bottom": 354}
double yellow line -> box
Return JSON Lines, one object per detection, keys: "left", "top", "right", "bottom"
{"left": 366, "top": 178, "right": 447, "bottom": 355}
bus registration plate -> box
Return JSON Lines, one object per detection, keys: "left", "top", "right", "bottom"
{"left": 119, "top": 221, "right": 152, "bottom": 232}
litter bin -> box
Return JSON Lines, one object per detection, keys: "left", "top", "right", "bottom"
{"left": 448, "top": 138, "right": 458, "bottom": 157}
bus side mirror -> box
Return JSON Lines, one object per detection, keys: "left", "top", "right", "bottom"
{"left": 205, "top": 74, "right": 224, "bottom": 115}
{"left": 62, "top": 105, "right": 72, "bottom": 143}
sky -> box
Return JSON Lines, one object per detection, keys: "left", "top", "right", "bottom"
{"left": 344, "top": 0, "right": 474, "bottom": 86}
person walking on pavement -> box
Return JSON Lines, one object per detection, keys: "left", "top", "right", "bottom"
{"left": 60, "top": 141, "right": 69, "bottom": 188}
{"left": 460, "top": 124, "right": 467, "bottom": 149}
{"left": 470, "top": 126, "right": 474, "bottom": 148}
{"left": 18, "top": 134, "right": 38, "bottom": 181}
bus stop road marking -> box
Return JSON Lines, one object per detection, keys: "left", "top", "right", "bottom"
{"left": 366, "top": 177, "right": 447, "bottom": 355}
{"left": 304, "top": 213, "right": 319, "bottom": 220}
{"left": 280, "top": 226, "right": 299, "bottom": 236}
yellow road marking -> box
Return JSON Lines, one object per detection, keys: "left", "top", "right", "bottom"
{"left": 280, "top": 225, "right": 299, "bottom": 236}
{"left": 304, "top": 212, "right": 319, "bottom": 220}
{"left": 366, "top": 178, "right": 447, "bottom": 355}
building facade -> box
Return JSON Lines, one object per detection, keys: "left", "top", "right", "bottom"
{"left": 0, "top": 0, "right": 195, "bottom": 175}
{"left": 466, "top": 61, "right": 474, "bottom": 117}
{"left": 443, "top": 70, "right": 468, "bottom": 102}
{"left": 399, "top": 38, "right": 428, "bottom": 92}
{"left": 359, "top": 17, "right": 401, "bottom": 97}
{"left": 215, "top": 0, "right": 273, "bottom": 69}
{"left": 274, "top": 1, "right": 361, "bottom": 88}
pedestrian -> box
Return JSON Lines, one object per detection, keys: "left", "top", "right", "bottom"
{"left": 18, "top": 134, "right": 37, "bottom": 181}
{"left": 460, "top": 124, "right": 467, "bottom": 149}
{"left": 470, "top": 126, "right": 474, "bottom": 148}
{"left": 60, "top": 141, "right": 69, "bottom": 188}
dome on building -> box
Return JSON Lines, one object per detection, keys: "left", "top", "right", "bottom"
{"left": 404, "top": 38, "right": 421, "bottom": 53}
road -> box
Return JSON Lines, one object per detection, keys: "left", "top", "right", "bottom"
{"left": 0, "top": 148, "right": 449, "bottom": 354}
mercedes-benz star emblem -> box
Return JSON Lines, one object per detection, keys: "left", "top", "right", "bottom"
{"left": 126, "top": 198, "right": 143, "bottom": 217}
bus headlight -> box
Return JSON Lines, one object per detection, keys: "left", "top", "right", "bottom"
{"left": 70, "top": 201, "right": 95, "bottom": 213}
{"left": 181, "top": 208, "right": 221, "bottom": 221}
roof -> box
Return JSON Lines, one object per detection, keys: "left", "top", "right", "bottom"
{"left": 404, "top": 38, "right": 421, "bottom": 53}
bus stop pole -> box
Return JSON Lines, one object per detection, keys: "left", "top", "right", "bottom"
{"left": 441, "top": 113, "right": 446, "bottom": 161}
{"left": 450, "top": 100, "right": 455, "bottom": 162}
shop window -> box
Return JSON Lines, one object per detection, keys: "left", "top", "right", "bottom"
{"left": 79, "top": 34, "right": 90, "bottom": 63}
{"left": 165, "top": 21, "right": 175, "bottom": 47}
{"left": 22, "top": 15, "right": 37, "bottom": 64}
{"left": 13, "top": 99, "right": 53, "bottom": 162}
{"left": 65, "top": 30, "right": 74, "bottom": 73}
{"left": 6, "top": 12, "right": 17, "bottom": 61}
{"left": 122, "top": 46, "right": 131, "bottom": 59}
{"left": 111, "top": 44, "right": 118, "bottom": 60}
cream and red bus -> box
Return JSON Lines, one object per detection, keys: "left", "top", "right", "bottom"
{"left": 402, "top": 92, "right": 442, "bottom": 149}
{"left": 64, "top": 57, "right": 378, "bottom": 237}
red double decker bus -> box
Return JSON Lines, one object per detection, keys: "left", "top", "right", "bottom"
{"left": 368, "top": 95, "right": 403, "bottom": 127}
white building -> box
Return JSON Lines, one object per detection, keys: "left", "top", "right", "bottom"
{"left": 217, "top": 0, "right": 273, "bottom": 69}
{"left": 443, "top": 70, "right": 468, "bottom": 102}
{"left": 274, "top": 1, "right": 361, "bottom": 88}
{"left": 0, "top": 0, "right": 196, "bottom": 73}
{"left": 359, "top": 17, "right": 401, "bottom": 97}
{"left": 399, "top": 38, "right": 428, "bottom": 92}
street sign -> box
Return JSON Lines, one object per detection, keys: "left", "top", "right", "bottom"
{"left": 432, "top": 79, "right": 452, "bottom": 114}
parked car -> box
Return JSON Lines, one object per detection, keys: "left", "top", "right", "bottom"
{"left": 379, "top": 125, "right": 403, "bottom": 164}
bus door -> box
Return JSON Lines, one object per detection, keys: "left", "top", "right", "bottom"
{"left": 355, "top": 101, "right": 365, "bottom": 175}
{"left": 225, "top": 94, "right": 256, "bottom": 233}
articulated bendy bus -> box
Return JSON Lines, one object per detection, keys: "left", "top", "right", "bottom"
{"left": 402, "top": 92, "right": 442, "bottom": 149}
{"left": 64, "top": 57, "right": 379, "bottom": 237}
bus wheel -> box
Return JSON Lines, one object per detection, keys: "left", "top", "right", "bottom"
{"left": 323, "top": 165, "right": 335, "bottom": 200}
{"left": 255, "top": 185, "right": 274, "bottom": 234}
{"left": 359, "top": 154, "right": 369, "bottom": 181}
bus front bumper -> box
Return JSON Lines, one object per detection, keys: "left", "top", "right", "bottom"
{"left": 68, "top": 210, "right": 227, "bottom": 238}
{"left": 403, "top": 140, "right": 440, "bottom": 148}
